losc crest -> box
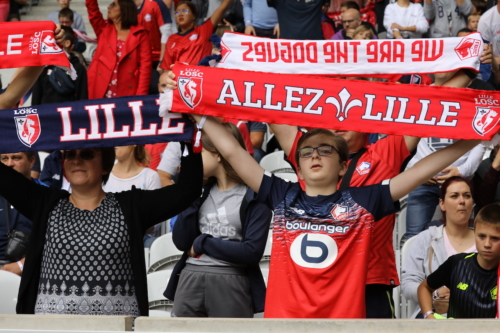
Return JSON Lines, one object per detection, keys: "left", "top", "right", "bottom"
{"left": 178, "top": 69, "right": 204, "bottom": 109}
{"left": 472, "top": 95, "right": 500, "bottom": 136}
{"left": 14, "top": 110, "right": 41, "bottom": 147}
{"left": 454, "top": 38, "right": 481, "bottom": 61}
{"left": 29, "top": 31, "right": 62, "bottom": 55}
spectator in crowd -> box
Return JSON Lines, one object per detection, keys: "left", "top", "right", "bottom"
{"left": 352, "top": 24, "right": 374, "bottom": 39}
{"left": 331, "top": 8, "right": 361, "bottom": 40}
{"left": 269, "top": 0, "right": 329, "bottom": 40}
{"left": 159, "top": 0, "right": 233, "bottom": 73}
{"left": 40, "top": 150, "right": 65, "bottom": 189}
{"left": 103, "top": 145, "right": 163, "bottom": 247}
{"left": 248, "top": 121, "right": 267, "bottom": 163}
{"left": 166, "top": 123, "right": 272, "bottom": 317}
{"left": 188, "top": 109, "right": 480, "bottom": 318}
{"left": 418, "top": 203, "right": 500, "bottom": 319}
{"left": 424, "top": 0, "right": 472, "bottom": 37}
{"left": 401, "top": 176, "right": 476, "bottom": 318}
{"left": 0, "top": 143, "right": 202, "bottom": 317}
{"left": 86, "top": 0, "right": 152, "bottom": 99}
{"left": 47, "top": 0, "right": 86, "bottom": 35}
{"left": 0, "top": 152, "right": 46, "bottom": 275}
{"left": 467, "top": 12, "right": 480, "bottom": 31}
{"left": 30, "top": 152, "right": 41, "bottom": 180}
{"left": 7, "top": 0, "right": 26, "bottom": 21}
{"left": 58, "top": 8, "right": 87, "bottom": 53}
{"left": 32, "top": 26, "right": 88, "bottom": 106}
{"left": 477, "top": 1, "right": 500, "bottom": 66}
{"left": 321, "top": 3, "right": 336, "bottom": 39}
{"left": 473, "top": 143, "right": 500, "bottom": 213}
{"left": 471, "top": 0, "right": 488, "bottom": 14}
{"left": 0, "top": 0, "right": 8, "bottom": 22}
{"left": 134, "top": 0, "right": 173, "bottom": 94}
{"left": 243, "top": 0, "right": 279, "bottom": 38}
{"left": 383, "top": 0, "right": 428, "bottom": 39}
{"left": 219, "top": 0, "right": 245, "bottom": 33}
{"left": 456, "top": 26, "right": 473, "bottom": 36}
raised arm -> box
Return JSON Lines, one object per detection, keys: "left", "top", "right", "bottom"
{"left": 86, "top": 0, "right": 107, "bottom": 36}
{"left": 390, "top": 139, "right": 481, "bottom": 201}
{"left": 0, "top": 67, "right": 43, "bottom": 109}
{"left": 192, "top": 114, "right": 264, "bottom": 193}
{"left": 268, "top": 123, "right": 299, "bottom": 157}
{"left": 210, "top": 0, "right": 233, "bottom": 27}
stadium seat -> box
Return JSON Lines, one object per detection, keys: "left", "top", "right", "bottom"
{"left": 400, "top": 235, "right": 418, "bottom": 318}
{"left": 147, "top": 270, "right": 173, "bottom": 312}
{"left": 148, "top": 233, "right": 183, "bottom": 273}
{"left": 144, "top": 247, "right": 150, "bottom": 271}
{"left": 0, "top": 271, "right": 21, "bottom": 314}
{"left": 259, "top": 151, "right": 294, "bottom": 174}
{"left": 274, "top": 172, "right": 298, "bottom": 183}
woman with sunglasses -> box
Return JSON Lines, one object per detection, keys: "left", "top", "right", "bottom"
{"left": 85, "top": 0, "right": 152, "bottom": 100}
{"left": 0, "top": 145, "right": 202, "bottom": 318}
{"left": 159, "top": 0, "right": 233, "bottom": 73}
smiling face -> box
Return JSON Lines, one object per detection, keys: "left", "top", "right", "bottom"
{"left": 475, "top": 221, "right": 500, "bottom": 268}
{"left": 175, "top": 3, "right": 195, "bottom": 30}
{"left": 439, "top": 181, "right": 473, "bottom": 226}
{"left": 63, "top": 149, "right": 107, "bottom": 188}
{"left": 297, "top": 134, "right": 347, "bottom": 186}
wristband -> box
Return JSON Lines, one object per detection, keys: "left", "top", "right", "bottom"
{"left": 17, "top": 260, "right": 23, "bottom": 272}
{"left": 423, "top": 310, "right": 434, "bottom": 318}
{"left": 194, "top": 115, "right": 208, "bottom": 148}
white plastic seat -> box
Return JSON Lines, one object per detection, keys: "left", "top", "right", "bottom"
{"left": 148, "top": 233, "right": 183, "bottom": 273}
{"left": 0, "top": 271, "right": 21, "bottom": 314}
{"left": 274, "top": 172, "right": 298, "bottom": 183}
{"left": 147, "top": 270, "right": 173, "bottom": 312}
{"left": 400, "top": 236, "right": 418, "bottom": 318}
{"left": 259, "top": 151, "right": 294, "bottom": 174}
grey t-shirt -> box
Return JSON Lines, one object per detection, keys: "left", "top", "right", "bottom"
{"left": 186, "top": 183, "right": 247, "bottom": 267}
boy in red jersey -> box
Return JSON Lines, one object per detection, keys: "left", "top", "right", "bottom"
{"left": 188, "top": 111, "right": 480, "bottom": 318}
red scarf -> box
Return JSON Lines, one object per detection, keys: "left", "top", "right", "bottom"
{"left": 166, "top": 64, "right": 500, "bottom": 141}
{"left": 0, "top": 22, "right": 71, "bottom": 70}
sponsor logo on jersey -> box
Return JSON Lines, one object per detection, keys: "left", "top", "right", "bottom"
{"left": 189, "top": 34, "right": 198, "bottom": 41}
{"left": 457, "top": 282, "right": 469, "bottom": 291}
{"left": 14, "top": 113, "right": 41, "bottom": 147}
{"left": 290, "top": 233, "right": 338, "bottom": 269}
{"left": 286, "top": 221, "right": 350, "bottom": 234}
{"left": 144, "top": 14, "right": 152, "bottom": 22}
{"left": 472, "top": 106, "right": 500, "bottom": 136}
{"left": 356, "top": 161, "right": 371, "bottom": 176}
{"left": 331, "top": 204, "right": 349, "bottom": 220}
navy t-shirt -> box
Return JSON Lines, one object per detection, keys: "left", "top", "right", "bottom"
{"left": 268, "top": 0, "right": 328, "bottom": 40}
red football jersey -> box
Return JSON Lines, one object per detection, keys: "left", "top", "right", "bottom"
{"left": 287, "top": 131, "right": 410, "bottom": 285}
{"left": 160, "top": 20, "right": 214, "bottom": 70}
{"left": 145, "top": 142, "right": 168, "bottom": 170}
{"left": 137, "top": 0, "right": 169, "bottom": 62}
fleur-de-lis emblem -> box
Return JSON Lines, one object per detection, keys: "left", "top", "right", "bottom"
{"left": 326, "top": 88, "right": 363, "bottom": 122}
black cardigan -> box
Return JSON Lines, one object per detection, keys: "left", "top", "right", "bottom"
{"left": 165, "top": 185, "right": 272, "bottom": 313}
{"left": 0, "top": 152, "right": 203, "bottom": 317}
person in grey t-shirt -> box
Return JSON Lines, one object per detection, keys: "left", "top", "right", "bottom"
{"left": 170, "top": 122, "right": 272, "bottom": 317}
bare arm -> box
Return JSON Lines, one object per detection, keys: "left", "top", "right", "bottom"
{"left": 268, "top": 124, "right": 299, "bottom": 157}
{"left": 210, "top": 0, "right": 233, "bottom": 27}
{"left": 192, "top": 114, "right": 264, "bottom": 193}
{"left": 418, "top": 279, "right": 437, "bottom": 319}
{"left": 390, "top": 140, "right": 480, "bottom": 201}
{"left": 0, "top": 67, "right": 44, "bottom": 109}
{"left": 404, "top": 136, "right": 419, "bottom": 152}
{"left": 158, "top": 170, "right": 175, "bottom": 186}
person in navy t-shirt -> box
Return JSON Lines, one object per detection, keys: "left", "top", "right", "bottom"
{"left": 190, "top": 113, "right": 480, "bottom": 318}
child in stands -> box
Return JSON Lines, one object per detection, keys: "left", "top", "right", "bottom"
{"left": 190, "top": 112, "right": 480, "bottom": 318}
{"left": 418, "top": 203, "right": 500, "bottom": 319}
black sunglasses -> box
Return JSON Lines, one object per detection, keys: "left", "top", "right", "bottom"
{"left": 64, "top": 149, "right": 98, "bottom": 161}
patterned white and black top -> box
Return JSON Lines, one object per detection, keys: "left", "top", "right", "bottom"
{"left": 35, "top": 193, "right": 140, "bottom": 317}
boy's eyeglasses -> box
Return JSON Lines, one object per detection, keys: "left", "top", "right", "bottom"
{"left": 175, "top": 9, "right": 190, "bottom": 15}
{"left": 298, "top": 145, "right": 338, "bottom": 159}
{"left": 64, "top": 149, "right": 98, "bottom": 161}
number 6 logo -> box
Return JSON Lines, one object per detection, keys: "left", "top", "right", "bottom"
{"left": 290, "top": 233, "right": 338, "bottom": 269}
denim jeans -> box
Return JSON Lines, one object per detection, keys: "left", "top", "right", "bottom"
{"left": 406, "top": 183, "right": 441, "bottom": 239}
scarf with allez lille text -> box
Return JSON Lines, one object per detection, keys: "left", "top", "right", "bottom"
{"left": 161, "top": 64, "right": 500, "bottom": 141}
{"left": 0, "top": 95, "right": 193, "bottom": 154}
{"left": 217, "top": 32, "right": 483, "bottom": 76}
{"left": 0, "top": 21, "right": 73, "bottom": 75}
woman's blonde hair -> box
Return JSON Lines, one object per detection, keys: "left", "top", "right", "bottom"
{"left": 202, "top": 122, "right": 247, "bottom": 185}
{"left": 353, "top": 25, "right": 374, "bottom": 40}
